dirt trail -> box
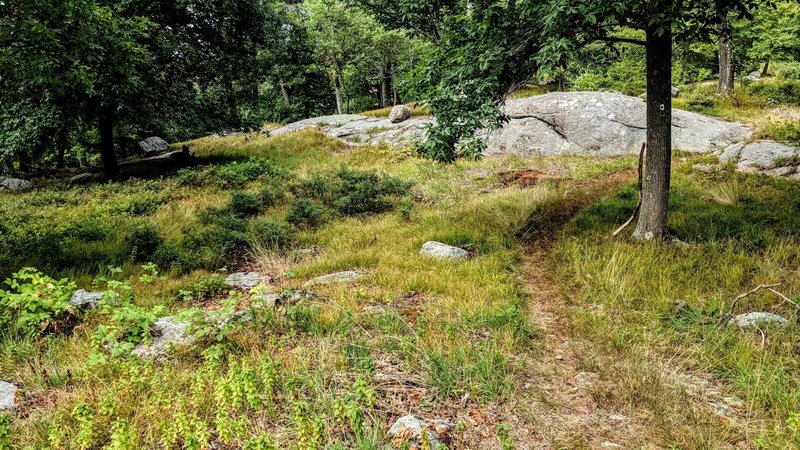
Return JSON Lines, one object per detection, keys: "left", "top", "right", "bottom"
{"left": 504, "top": 170, "right": 749, "bottom": 449}
{"left": 509, "top": 170, "right": 651, "bottom": 449}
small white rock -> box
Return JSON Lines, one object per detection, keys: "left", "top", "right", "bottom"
{"left": 224, "top": 272, "right": 268, "bottom": 291}
{"left": 70, "top": 290, "right": 118, "bottom": 309}
{"left": 131, "top": 317, "right": 196, "bottom": 360}
{"left": 731, "top": 312, "right": 789, "bottom": 329}
{"left": 387, "top": 414, "right": 452, "bottom": 450}
{"left": 420, "top": 241, "right": 470, "bottom": 261}
{"left": 0, "top": 381, "right": 17, "bottom": 413}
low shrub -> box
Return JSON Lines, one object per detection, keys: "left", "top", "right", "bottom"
{"left": 286, "top": 198, "right": 327, "bottom": 229}
{"left": 747, "top": 80, "right": 800, "bottom": 105}
{"left": 176, "top": 157, "right": 284, "bottom": 189}
{"left": 292, "top": 168, "right": 412, "bottom": 216}
{"left": 228, "top": 191, "right": 262, "bottom": 217}
{"left": 250, "top": 220, "right": 297, "bottom": 250}
{"left": 757, "top": 120, "right": 800, "bottom": 146}
{"left": 686, "top": 91, "right": 716, "bottom": 109}
{"left": 128, "top": 226, "right": 164, "bottom": 262}
{"left": 258, "top": 183, "right": 285, "bottom": 208}
{"left": 0, "top": 268, "right": 78, "bottom": 334}
{"left": 776, "top": 62, "right": 800, "bottom": 81}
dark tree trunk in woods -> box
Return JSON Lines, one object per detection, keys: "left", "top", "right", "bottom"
{"left": 381, "top": 63, "right": 391, "bottom": 107}
{"left": 98, "top": 106, "right": 118, "bottom": 179}
{"left": 716, "top": 3, "right": 734, "bottom": 96}
{"left": 633, "top": 21, "right": 673, "bottom": 241}
{"left": 761, "top": 60, "right": 770, "bottom": 77}
{"left": 334, "top": 75, "right": 345, "bottom": 114}
{"left": 278, "top": 75, "right": 292, "bottom": 111}
{"left": 17, "top": 151, "right": 32, "bottom": 173}
{"left": 224, "top": 77, "right": 238, "bottom": 124}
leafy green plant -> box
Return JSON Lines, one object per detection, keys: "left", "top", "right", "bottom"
{"left": 0, "top": 268, "right": 78, "bottom": 334}
{"left": 229, "top": 191, "right": 262, "bottom": 217}
{"left": 0, "top": 413, "right": 12, "bottom": 449}
{"left": 128, "top": 226, "right": 164, "bottom": 262}
{"left": 292, "top": 168, "right": 412, "bottom": 216}
{"left": 286, "top": 198, "right": 327, "bottom": 229}
{"left": 250, "top": 220, "right": 297, "bottom": 250}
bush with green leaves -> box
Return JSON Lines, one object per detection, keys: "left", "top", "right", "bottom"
{"left": 776, "top": 62, "right": 800, "bottom": 80}
{"left": 128, "top": 226, "right": 164, "bottom": 262}
{"left": 176, "top": 157, "right": 284, "bottom": 189}
{"left": 286, "top": 198, "right": 328, "bottom": 230}
{"left": 747, "top": 80, "right": 800, "bottom": 105}
{"left": 250, "top": 220, "right": 297, "bottom": 250}
{"left": 228, "top": 191, "right": 262, "bottom": 217}
{"left": 0, "top": 268, "right": 78, "bottom": 334}
{"left": 292, "top": 168, "right": 412, "bottom": 216}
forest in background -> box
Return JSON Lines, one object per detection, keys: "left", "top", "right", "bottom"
{"left": 2, "top": 0, "right": 799, "bottom": 174}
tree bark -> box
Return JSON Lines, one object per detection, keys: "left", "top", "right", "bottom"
{"left": 278, "top": 75, "right": 292, "bottom": 111}
{"left": 761, "top": 60, "right": 770, "bottom": 77}
{"left": 98, "top": 106, "right": 118, "bottom": 179}
{"left": 716, "top": 3, "right": 734, "bottom": 96}
{"left": 381, "top": 63, "right": 390, "bottom": 107}
{"left": 633, "top": 21, "right": 673, "bottom": 241}
{"left": 334, "top": 75, "right": 345, "bottom": 114}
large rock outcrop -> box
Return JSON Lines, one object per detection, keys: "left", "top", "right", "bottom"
{"left": 486, "top": 92, "right": 751, "bottom": 156}
{"left": 268, "top": 92, "right": 800, "bottom": 181}
{"left": 270, "top": 92, "right": 752, "bottom": 157}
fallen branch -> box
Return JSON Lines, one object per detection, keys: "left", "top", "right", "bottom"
{"left": 717, "top": 283, "right": 782, "bottom": 325}
{"left": 612, "top": 142, "right": 646, "bottom": 237}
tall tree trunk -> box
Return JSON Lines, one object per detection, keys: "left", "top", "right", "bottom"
{"left": 633, "top": 21, "right": 673, "bottom": 241}
{"left": 224, "top": 77, "right": 238, "bottom": 125}
{"left": 334, "top": 75, "right": 345, "bottom": 114}
{"left": 278, "top": 75, "right": 292, "bottom": 111}
{"left": 98, "top": 106, "right": 118, "bottom": 179}
{"left": 716, "top": 3, "right": 734, "bottom": 96}
{"left": 381, "top": 63, "right": 390, "bottom": 107}
{"left": 761, "top": 60, "right": 770, "bottom": 77}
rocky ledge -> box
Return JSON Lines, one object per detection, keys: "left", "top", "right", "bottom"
{"left": 270, "top": 92, "right": 800, "bottom": 181}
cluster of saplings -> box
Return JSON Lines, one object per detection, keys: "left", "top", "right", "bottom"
{"left": 132, "top": 164, "right": 412, "bottom": 273}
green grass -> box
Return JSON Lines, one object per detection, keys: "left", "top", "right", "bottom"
{"left": 0, "top": 130, "right": 633, "bottom": 448}
{"left": 3, "top": 129, "right": 799, "bottom": 448}
{"left": 554, "top": 162, "right": 800, "bottom": 447}
{"left": 674, "top": 78, "right": 800, "bottom": 145}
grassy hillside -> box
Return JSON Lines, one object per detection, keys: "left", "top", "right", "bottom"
{"left": 1, "top": 131, "right": 799, "bottom": 448}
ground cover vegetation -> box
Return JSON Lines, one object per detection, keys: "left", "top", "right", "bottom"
{"left": 2, "top": 0, "right": 800, "bottom": 448}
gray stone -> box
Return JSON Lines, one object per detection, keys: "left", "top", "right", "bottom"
{"left": 692, "top": 164, "right": 715, "bottom": 173}
{"left": 601, "top": 442, "right": 623, "bottom": 450}
{"left": 736, "top": 141, "right": 800, "bottom": 171}
{"left": 131, "top": 317, "right": 196, "bottom": 360}
{"left": 0, "top": 381, "right": 17, "bottom": 413}
{"left": 303, "top": 270, "right": 366, "bottom": 287}
{"left": 745, "top": 70, "right": 762, "bottom": 81}
{"left": 671, "top": 86, "right": 681, "bottom": 98}
{"left": 420, "top": 241, "right": 470, "bottom": 261}
{"left": 731, "top": 312, "right": 789, "bottom": 329}
{"left": 70, "top": 290, "right": 119, "bottom": 309}
{"left": 389, "top": 105, "right": 412, "bottom": 123}
{"left": 224, "top": 272, "right": 269, "bottom": 291}
{"left": 763, "top": 166, "right": 796, "bottom": 177}
{"left": 137, "top": 137, "right": 170, "bottom": 157}
{"left": 270, "top": 114, "right": 367, "bottom": 136}
{"left": 69, "top": 173, "right": 103, "bottom": 185}
{"left": 256, "top": 290, "right": 315, "bottom": 307}
{"left": 719, "top": 142, "right": 745, "bottom": 163}
{"left": 387, "top": 414, "right": 452, "bottom": 450}
{"left": 0, "top": 177, "right": 33, "bottom": 192}
{"left": 486, "top": 92, "right": 752, "bottom": 157}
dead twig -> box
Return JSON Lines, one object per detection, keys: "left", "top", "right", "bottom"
{"left": 612, "top": 142, "right": 645, "bottom": 237}
{"left": 717, "top": 283, "right": 783, "bottom": 325}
